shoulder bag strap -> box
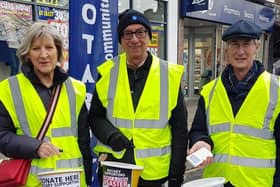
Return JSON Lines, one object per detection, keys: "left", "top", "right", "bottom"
{"left": 36, "top": 84, "right": 62, "bottom": 140}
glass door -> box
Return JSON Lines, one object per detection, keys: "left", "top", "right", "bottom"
{"left": 184, "top": 26, "right": 216, "bottom": 96}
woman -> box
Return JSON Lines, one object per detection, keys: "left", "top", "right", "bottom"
{"left": 0, "top": 22, "right": 91, "bottom": 186}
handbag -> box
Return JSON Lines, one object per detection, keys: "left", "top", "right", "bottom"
{"left": 0, "top": 84, "right": 62, "bottom": 187}
{"left": 0, "top": 159, "right": 31, "bottom": 186}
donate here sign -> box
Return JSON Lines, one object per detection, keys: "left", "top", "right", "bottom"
{"left": 69, "top": 0, "right": 118, "bottom": 108}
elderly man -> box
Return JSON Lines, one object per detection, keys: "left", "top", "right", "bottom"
{"left": 89, "top": 9, "right": 188, "bottom": 187}
{"left": 188, "top": 20, "right": 280, "bottom": 187}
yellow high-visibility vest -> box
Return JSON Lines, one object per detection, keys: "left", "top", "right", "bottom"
{"left": 0, "top": 73, "right": 87, "bottom": 186}
{"left": 201, "top": 72, "right": 279, "bottom": 187}
{"left": 94, "top": 53, "right": 184, "bottom": 180}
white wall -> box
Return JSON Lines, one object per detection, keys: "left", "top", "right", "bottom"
{"left": 167, "top": 0, "right": 178, "bottom": 63}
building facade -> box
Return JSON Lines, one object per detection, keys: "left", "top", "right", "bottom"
{"left": 0, "top": 0, "right": 280, "bottom": 98}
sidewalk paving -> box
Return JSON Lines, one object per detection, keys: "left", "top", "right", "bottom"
{"left": 183, "top": 96, "right": 204, "bottom": 184}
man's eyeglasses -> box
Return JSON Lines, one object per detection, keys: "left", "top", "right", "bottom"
{"left": 227, "top": 40, "right": 255, "bottom": 50}
{"left": 122, "top": 30, "right": 147, "bottom": 40}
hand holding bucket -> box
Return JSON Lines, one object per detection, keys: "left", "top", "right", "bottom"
{"left": 101, "top": 161, "right": 143, "bottom": 187}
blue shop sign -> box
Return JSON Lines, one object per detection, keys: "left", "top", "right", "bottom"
{"left": 37, "top": 6, "right": 55, "bottom": 20}
{"left": 183, "top": 0, "right": 209, "bottom": 12}
{"left": 181, "top": 0, "right": 275, "bottom": 31}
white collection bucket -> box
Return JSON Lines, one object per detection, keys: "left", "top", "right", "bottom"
{"left": 38, "top": 169, "right": 83, "bottom": 187}
{"left": 101, "top": 161, "right": 144, "bottom": 187}
{"left": 182, "top": 177, "right": 226, "bottom": 187}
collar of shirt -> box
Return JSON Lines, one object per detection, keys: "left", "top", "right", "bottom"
{"left": 127, "top": 51, "right": 152, "bottom": 72}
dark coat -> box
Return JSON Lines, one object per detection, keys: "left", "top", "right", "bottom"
{"left": 0, "top": 64, "right": 92, "bottom": 185}
{"left": 89, "top": 52, "right": 188, "bottom": 187}
{"left": 189, "top": 61, "right": 280, "bottom": 187}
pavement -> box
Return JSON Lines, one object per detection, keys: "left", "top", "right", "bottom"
{"left": 183, "top": 96, "right": 204, "bottom": 183}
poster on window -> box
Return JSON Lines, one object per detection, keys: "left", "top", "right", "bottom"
{"left": 148, "top": 32, "right": 159, "bottom": 56}
{"left": 0, "top": 1, "right": 32, "bottom": 47}
{"left": 36, "top": 0, "right": 58, "bottom": 6}
{"left": 36, "top": 6, "right": 69, "bottom": 71}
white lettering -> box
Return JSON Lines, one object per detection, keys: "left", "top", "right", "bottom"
{"left": 82, "top": 34, "right": 94, "bottom": 54}
{"left": 259, "top": 15, "right": 270, "bottom": 22}
{"left": 224, "top": 5, "right": 240, "bottom": 16}
{"left": 244, "top": 10, "right": 254, "bottom": 19}
{"left": 82, "top": 3, "right": 96, "bottom": 25}
{"left": 101, "top": 0, "right": 114, "bottom": 60}
{"left": 192, "top": 0, "right": 205, "bottom": 5}
{"left": 82, "top": 64, "right": 95, "bottom": 84}
{"left": 85, "top": 93, "right": 92, "bottom": 110}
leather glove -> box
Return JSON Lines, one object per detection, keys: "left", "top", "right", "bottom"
{"left": 108, "top": 133, "right": 133, "bottom": 152}
{"left": 168, "top": 177, "right": 183, "bottom": 187}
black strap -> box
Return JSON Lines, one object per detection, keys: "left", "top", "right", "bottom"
{"left": 36, "top": 84, "right": 62, "bottom": 140}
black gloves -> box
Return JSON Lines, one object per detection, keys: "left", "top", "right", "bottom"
{"left": 107, "top": 132, "right": 134, "bottom": 152}
{"left": 168, "top": 176, "right": 183, "bottom": 187}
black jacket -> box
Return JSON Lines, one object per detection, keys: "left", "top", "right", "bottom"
{"left": 0, "top": 64, "right": 92, "bottom": 185}
{"left": 89, "top": 52, "right": 188, "bottom": 187}
{"left": 189, "top": 61, "right": 280, "bottom": 187}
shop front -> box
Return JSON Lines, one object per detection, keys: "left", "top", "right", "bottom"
{"left": 0, "top": 0, "right": 169, "bottom": 80}
{"left": 181, "top": 0, "right": 275, "bottom": 96}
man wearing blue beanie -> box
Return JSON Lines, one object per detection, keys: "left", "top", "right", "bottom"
{"left": 89, "top": 9, "right": 188, "bottom": 187}
{"left": 189, "top": 19, "right": 280, "bottom": 187}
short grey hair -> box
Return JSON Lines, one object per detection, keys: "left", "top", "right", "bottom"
{"left": 17, "top": 22, "right": 64, "bottom": 64}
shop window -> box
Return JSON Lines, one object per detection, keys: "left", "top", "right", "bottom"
{"left": 133, "top": 0, "right": 167, "bottom": 59}
{"left": 118, "top": 0, "right": 129, "bottom": 12}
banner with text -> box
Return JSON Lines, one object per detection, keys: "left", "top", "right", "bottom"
{"left": 69, "top": 1, "right": 118, "bottom": 186}
{"left": 69, "top": 0, "right": 118, "bottom": 107}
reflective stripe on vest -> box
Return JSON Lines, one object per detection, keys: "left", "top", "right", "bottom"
{"left": 96, "top": 56, "right": 170, "bottom": 158}
{"left": 206, "top": 74, "right": 278, "bottom": 168}
{"left": 135, "top": 145, "right": 171, "bottom": 158}
{"left": 106, "top": 56, "right": 169, "bottom": 130}
{"left": 8, "top": 76, "right": 31, "bottom": 136}
{"left": 95, "top": 54, "right": 184, "bottom": 180}
{"left": 8, "top": 77, "right": 77, "bottom": 137}
{"left": 30, "top": 158, "right": 82, "bottom": 174}
{"left": 214, "top": 153, "right": 275, "bottom": 168}
{"left": 96, "top": 141, "right": 171, "bottom": 158}
{"left": 8, "top": 77, "right": 81, "bottom": 174}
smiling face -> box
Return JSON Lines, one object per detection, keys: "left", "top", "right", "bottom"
{"left": 226, "top": 38, "right": 260, "bottom": 74}
{"left": 120, "top": 24, "right": 150, "bottom": 64}
{"left": 27, "top": 35, "right": 58, "bottom": 78}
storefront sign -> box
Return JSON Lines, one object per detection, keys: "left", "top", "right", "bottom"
{"left": 181, "top": 0, "right": 275, "bottom": 31}
{"left": 36, "top": 0, "right": 58, "bottom": 6}
{"left": 182, "top": 0, "right": 209, "bottom": 12}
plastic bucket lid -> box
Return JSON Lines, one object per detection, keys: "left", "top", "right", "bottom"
{"left": 101, "top": 161, "right": 143, "bottom": 187}
{"left": 38, "top": 169, "right": 83, "bottom": 187}
{"left": 101, "top": 161, "right": 143, "bottom": 170}
{"left": 182, "top": 177, "right": 226, "bottom": 187}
